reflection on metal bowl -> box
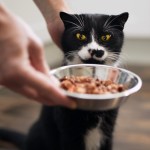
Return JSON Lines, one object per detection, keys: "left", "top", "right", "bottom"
{"left": 50, "top": 64, "right": 142, "bottom": 111}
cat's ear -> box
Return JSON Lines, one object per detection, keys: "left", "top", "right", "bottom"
{"left": 110, "top": 12, "right": 129, "bottom": 31}
{"left": 60, "top": 12, "right": 78, "bottom": 29}
{"left": 118, "top": 12, "right": 129, "bottom": 26}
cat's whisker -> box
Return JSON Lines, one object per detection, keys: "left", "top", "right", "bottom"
{"left": 116, "top": 54, "right": 128, "bottom": 68}
{"left": 103, "top": 29, "right": 115, "bottom": 36}
{"left": 70, "top": 27, "right": 82, "bottom": 32}
{"left": 107, "top": 25, "right": 124, "bottom": 29}
{"left": 80, "top": 15, "right": 85, "bottom": 28}
{"left": 107, "top": 53, "right": 120, "bottom": 61}
{"left": 114, "top": 52, "right": 127, "bottom": 61}
{"left": 78, "top": 15, "right": 84, "bottom": 27}
{"left": 107, "top": 55, "right": 119, "bottom": 59}
{"left": 105, "top": 58, "right": 115, "bottom": 66}
{"left": 115, "top": 58, "right": 123, "bottom": 67}
{"left": 65, "top": 50, "right": 82, "bottom": 65}
{"left": 104, "top": 15, "right": 120, "bottom": 29}
{"left": 65, "top": 51, "right": 78, "bottom": 58}
{"left": 103, "top": 15, "right": 113, "bottom": 28}
{"left": 118, "top": 53, "right": 128, "bottom": 68}
{"left": 105, "top": 25, "right": 124, "bottom": 31}
{"left": 77, "top": 15, "right": 85, "bottom": 31}
{"left": 69, "top": 26, "right": 84, "bottom": 33}
{"left": 106, "top": 52, "right": 128, "bottom": 67}
{"left": 63, "top": 20, "right": 82, "bottom": 29}
{"left": 107, "top": 57, "right": 119, "bottom": 62}
{"left": 72, "top": 15, "right": 84, "bottom": 28}
{"left": 79, "top": 15, "right": 84, "bottom": 27}
{"left": 105, "top": 28, "right": 122, "bottom": 33}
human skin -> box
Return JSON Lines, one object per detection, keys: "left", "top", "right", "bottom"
{"left": 0, "top": 3, "right": 76, "bottom": 109}
{"left": 33, "top": 0, "right": 71, "bottom": 48}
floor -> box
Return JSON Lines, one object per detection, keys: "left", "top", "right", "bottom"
{"left": 0, "top": 38, "right": 150, "bottom": 150}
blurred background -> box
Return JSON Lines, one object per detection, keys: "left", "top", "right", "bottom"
{"left": 2, "top": 0, "right": 150, "bottom": 66}
{"left": 0, "top": 0, "right": 150, "bottom": 150}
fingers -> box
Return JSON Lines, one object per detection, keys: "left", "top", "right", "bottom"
{"left": 27, "top": 38, "right": 77, "bottom": 108}
{"left": 7, "top": 84, "right": 38, "bottom": 100}
{"left": 7, "top": 84, "right": 55, "bottom": 106}
{"left": 28, "top": 34, "right": 50, "bottom": 75}
{"left": 13, "top": 66, "right": 77, "bottom": 109}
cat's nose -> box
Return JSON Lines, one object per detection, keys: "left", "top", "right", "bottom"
{"left": 89, "top": 49, "right": 104, "bottom": 58}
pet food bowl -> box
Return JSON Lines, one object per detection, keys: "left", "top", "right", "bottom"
{"left": 50, "top": 64, "right": 142, "bottom": 111}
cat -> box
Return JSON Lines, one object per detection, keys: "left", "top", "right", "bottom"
{"left": 0, "top": 12, "right": 129, "bottom": 150}
{"left": 60, "top": 12, "right": 128, "bottom": 67}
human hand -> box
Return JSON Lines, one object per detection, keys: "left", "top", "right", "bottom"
{"left": 0, "top": 4, "right": 76, "bottom": 109}
{"left": 33, "top": 0, "right": 71, "bottom": 48}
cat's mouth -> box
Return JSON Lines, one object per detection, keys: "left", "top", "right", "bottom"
{"left": 80, "top": 58, "right": 105, "bottom": 65}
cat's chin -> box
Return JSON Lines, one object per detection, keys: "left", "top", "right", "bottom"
{"left": 80, "top": 58, "right": 105, "bottom": 65}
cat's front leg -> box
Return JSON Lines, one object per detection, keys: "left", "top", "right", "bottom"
{"left": 54, "top": 107, "right": 106, "bottom": 150}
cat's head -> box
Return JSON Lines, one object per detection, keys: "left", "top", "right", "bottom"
{"left": 60, "top": 12, "right": 129, "bottom": 66}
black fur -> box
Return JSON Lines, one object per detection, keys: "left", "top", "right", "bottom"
{"left": 0, "top": 128, "right": 25, "bottom": 149}
{"left": 0, "top": 12, "right": 129, "bottom": 150}
{"left": 25, "top": 107, "right": 118, "bottom": 150}
{"left": 60, "top": 12, "right": 128, "bottom": 65}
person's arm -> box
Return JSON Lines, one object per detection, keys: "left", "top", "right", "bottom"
{"left": 33, "top": 0, "right": 70, "bottom": 48}
{"left": 0, "top": 3, "right": 76, "bottom": 109}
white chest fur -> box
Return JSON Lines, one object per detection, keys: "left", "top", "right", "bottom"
{"left": 84, "top": 125, "right": 103, "bottom": 150}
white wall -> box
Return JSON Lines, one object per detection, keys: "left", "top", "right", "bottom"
{"left": 1, "top": 0, "right": 150, "bottom": 43}
{"left": 67, "top": 0, "right": 150, "bottom": 38}
{"left": 1, "top": 0, "right": 50, "bottom": 42}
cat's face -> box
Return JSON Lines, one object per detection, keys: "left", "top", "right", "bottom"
{"left": 60, "top": 12, "right": 129, "bottom": 66}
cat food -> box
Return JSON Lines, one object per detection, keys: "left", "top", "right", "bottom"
{"left": 60, "top": 76, "right": 124, "bottom": 94}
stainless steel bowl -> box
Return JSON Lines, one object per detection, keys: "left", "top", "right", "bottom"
{"left": 50, "top": 64, "right": 142, "bottom": 111}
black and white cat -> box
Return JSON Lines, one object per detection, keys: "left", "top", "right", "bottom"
{"left": 0, "top": 12, "right": 129, "bottom": 150}
{"left": 61, "top": 12, "right": 128, "bottom": 67}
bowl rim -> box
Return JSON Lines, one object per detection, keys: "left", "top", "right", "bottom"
{"left": 50, "top": 64, "right": 142, "bottom": 100}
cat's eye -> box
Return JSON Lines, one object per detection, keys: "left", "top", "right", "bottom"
{"left": 76, "top": 33, "right": 87, "bottom": 41}
{"left": 101, "top": 34, "right": 111, "bottom": 41}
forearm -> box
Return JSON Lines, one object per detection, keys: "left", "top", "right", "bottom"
{"left": 33, "top": 0, "right": 70, "bottom": 24}
{"left": 33, "top": 0, "right": 70, "bottom": 47}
